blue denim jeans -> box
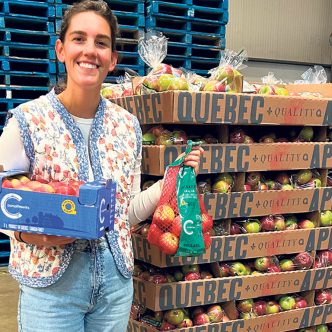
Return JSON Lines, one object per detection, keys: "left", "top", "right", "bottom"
{"left": 18, "top": 239, "right": 133, "bottom": 332}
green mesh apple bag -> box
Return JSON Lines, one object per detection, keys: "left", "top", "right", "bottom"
{"left": 147, "top": 140, "right": 212, "bottom": 256}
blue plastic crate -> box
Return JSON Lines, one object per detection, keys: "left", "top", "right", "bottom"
{"left": 0, "top": 85, "right": 50, "bottom": 100}
{"left": 0, "top": 99, "right": 28, "bottom": 114}
{"left": 147, "top": 1, "right": 228, "bottom": 25}
{"left": 0, "top": 239, "right": 10, "bottom": 252}
{"left": 167, "top": 42, "right": 222, "bottom": 60}
{"left": 0, "top": 28, "right": 57, "bottom": 48}
{"left": 146, "top": 15, "right": 190, "bottom": 32}
{"left": 0, "top": 110, "right": 8, "bottom": 131}
{"left": 1, "top": 56, "right": 57, "bottom": 74}
{"left": 117, "top": 51, "right": 145, "bottom": 67}
{"left": 3, "top": 0, "right": 55, "bottom": 21}
{"left": 1, "top": 44, "right": 56, "bottom": 60}
{"left": 0, "top": 251, "right": 10, "bottom": 267}
{"left": 0, "top": 71, "right": 57, "bottom": 87}
{"left": 0, "top": 15, "right": 55, "bottom": 33}
{"left": 105, "top": 1, "right": 145, "bottom": 14}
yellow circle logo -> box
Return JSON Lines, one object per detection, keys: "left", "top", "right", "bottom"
{"left": 62, "top": 200, "right": 77, "bottom": 215}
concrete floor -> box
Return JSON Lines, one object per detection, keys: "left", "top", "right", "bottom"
{"left": 0, "top": 267, "right": 19, "bottom": 332}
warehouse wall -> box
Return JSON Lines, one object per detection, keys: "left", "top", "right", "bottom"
{"left": 226, "top": 0, "right": 332, "bottom": 82}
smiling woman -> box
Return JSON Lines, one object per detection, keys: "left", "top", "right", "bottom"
{"left": 0, "top": 1, "right": 204, "bottom": 331}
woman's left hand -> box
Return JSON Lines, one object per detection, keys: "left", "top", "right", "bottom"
{"left": 183, "top": 146, "right": 204, "bottom": 176}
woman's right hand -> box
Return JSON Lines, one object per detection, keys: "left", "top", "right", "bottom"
{"left": 14, "top": 231, "right": 76, "bottom": 246}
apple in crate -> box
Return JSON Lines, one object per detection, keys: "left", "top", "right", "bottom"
{"left": 202, "top": 80, "right": 226, "bottom": 92}
{"left": 193, "top": 313, "right": 210, "bottom": 326}
{"left": 206, "top": 304, "right": 224, "bottom": 323}
{"left": 265, "top": 301, "right": 280, "bottom": 314}
{"left": 295, "top": 297, "right": 308, "bottom": 309}
{"left": 279, "top": 295, "right": 296, "bottom": 311}
{"left": 168, "top": 77, "right": 189, "bottom": 91}
{"left": 237, "top": 299, "right": 254, "bottom": 313}
{"left": 315, "top": 289, "right": 332, "bottom": 305}
{"left": 279, "top": 259, "right": 295, "bottom": 272}
{"left": 215, "top": 65, "right": 235, "bottom": 84}
{"left": 320, "top": 210, "right": 332, "bottom": 226}
{"left": 164, "top": 309, "right": 185, "bottom": 326}
{"left": 254, "top": 257, "right": 272, "bottom": 272}
{"left": 253, "top": 300, "right": 267, "bottom": 316}
{"left": 293, "top": 252, "right": 313, "bottom": 269}
{"left": 243, "top": 219, "right": 261, "bottom": 233}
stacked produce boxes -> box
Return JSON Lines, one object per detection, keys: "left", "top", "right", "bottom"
{"left": 145, "top": 0, "right": 228, "bottom": 76}
{"left": 112, "top": 85, "right": 332, "bottom": 331}
{"left": 55, "top": 0, "right": 146, "bottom": 82}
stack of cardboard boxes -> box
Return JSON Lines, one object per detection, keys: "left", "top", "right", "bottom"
{"left": 114, "top": 84, "right": 332, "bottom": 331}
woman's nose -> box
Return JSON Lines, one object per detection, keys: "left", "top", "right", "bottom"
{"left": 83, "top": 41, "right": 97, "bottom": 56}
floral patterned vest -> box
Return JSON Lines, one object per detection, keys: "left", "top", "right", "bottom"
{"left": 8, "top": 89, "right": 141, "bottom": 287}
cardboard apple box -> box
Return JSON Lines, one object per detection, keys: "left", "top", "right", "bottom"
{"left": 141, "top": 142, "right": 332, "bottom": 175}
{"left": 133, "top": 267, "right": 332, "bottom": 311}
{"left": 132, "top": 228, "right": 332, "bottom": 268}
{"left": 127, "top": 303, "right": 332, "bottom": 332}
{"left": 0, "top": 170, "right": 116, "bottom": 239}
{"left": 114, "top": 83, "right": 332, "bottom": 126}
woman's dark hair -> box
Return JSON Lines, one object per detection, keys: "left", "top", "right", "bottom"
{"left": 59, "top": 0, "right": 119, "bottom": 51}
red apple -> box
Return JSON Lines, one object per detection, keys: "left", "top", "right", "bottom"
{"left": 193, "top": 313, "right": 210, "bottom": 326}
{"left": 230, "top": 223, "right": 243, "bottom": 235}
{"left": 295, "top": 297, "right": 308, "bottom": 309}
{"left": 253, "top": 300, "right": 267, "bottom": 316}
{"left": 293, "top": 252, "right": 313, "bottom": 270}
{"left": 315, "top": 289, "right": 332, "bottom": 305}
{"left": 260, "top": 215, "right": 275, "bottom": 232}
{"left": 184, "top": 272, "right": 201, "bottom": 281}
{"left": 229, "top": 129, "right": 245, "bottom": 144}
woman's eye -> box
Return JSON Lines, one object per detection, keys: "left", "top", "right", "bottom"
{"left": 96, "top": 41, "right": 108, "bottom": 47}
{"left": 73, "top": 37, "right": 83, "bottom": 42}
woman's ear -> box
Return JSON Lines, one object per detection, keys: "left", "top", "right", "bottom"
{"left": 108, "top": 51, "right": 118, "bottom": 72}
{"left": 55, "top": 39, "right": 65, "bottom": 63}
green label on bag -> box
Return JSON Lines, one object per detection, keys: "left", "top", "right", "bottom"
{"left": 174, "top": 140, "right": 205, "bottom": 257}
{"left": 176, "top": 165, "right": 205, "bottom": 256}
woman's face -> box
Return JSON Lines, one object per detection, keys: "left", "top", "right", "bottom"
{"left": 56, "top": 11, "right": 117, "bottom": 91}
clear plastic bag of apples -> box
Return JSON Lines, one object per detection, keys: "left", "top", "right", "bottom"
{"left": 136, "top": 30, "right": 190, "bottom": 94}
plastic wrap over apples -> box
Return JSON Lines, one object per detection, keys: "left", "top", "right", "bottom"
{"left": 314, "top": 250, "right": 332, "bottom": 268}
{"left": 182, "top": 69, "right": 207, "bottom": 92}
{"left": 291, "top": 169, "right": 322, "bottom": 189}
{"left": 201, "top": 49, "right": 247, "bottom": 93}
{"left": 252, "top": 72, "right": 290, "bottom": 96}
{"left": 295, "top": 65, "right": 328, "bottom": 85}
{"left": 100, "top": 82, "right": 133, "bottom": 99}
{"left": 137, "top": 31, "right": 189, "bottom": 94}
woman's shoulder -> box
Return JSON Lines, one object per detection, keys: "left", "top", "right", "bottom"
{"left": 103, "top": 98, "right": 138, "bottom": 123}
